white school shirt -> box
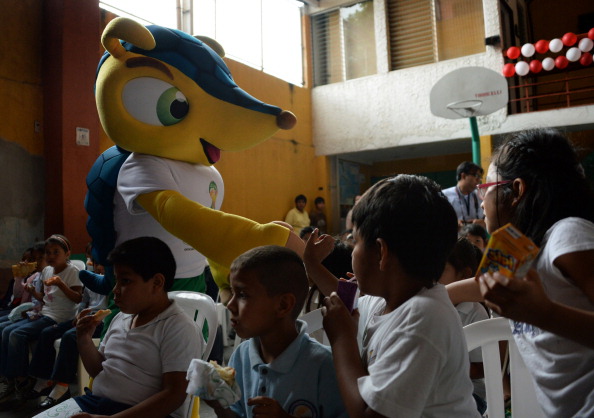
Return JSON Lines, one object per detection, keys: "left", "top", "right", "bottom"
{"left": 357, "top": 285, "right": 480, "bottom": 418}
{"left": 40, "top": 264, "right": 83, "bottom": 323}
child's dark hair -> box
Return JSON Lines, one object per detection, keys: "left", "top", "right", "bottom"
{"left": 45, "top": 234, "right": 71, "bottom": 253}
{"left": 107, "top": 236, "right": 176, "bottom": 291}
{"left": 33, "top": 241, "right": 46, "bottom": 254}
{"left": 299, "top": 226, "right": 314, "bottom": 239}
{"left": 352, "top": 175, "right": 458, "bottom": 287}
{"left": 459, "top": 223, "right": 489, "bottom": 242}
{"left": 230, "top": 246, "right": 308, "bottom": 319}
{"left": 314, "top": 196, "right": 325, "bottom": 205}
{"left": 493, "top": 128, "right": 594, "bottom": 246}
{"left": 448, "top": 238, "right": 483, "bottom": 277}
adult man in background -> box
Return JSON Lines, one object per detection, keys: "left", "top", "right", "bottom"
{"left": 442, "top": 162, "right": 485, "bottom": 228}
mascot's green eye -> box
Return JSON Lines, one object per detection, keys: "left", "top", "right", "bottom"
{"left": 157, "top": 88, "right": 189, "bottom": 126}
{"left": 122, "top": 77, "right": 189, "bottom": 126}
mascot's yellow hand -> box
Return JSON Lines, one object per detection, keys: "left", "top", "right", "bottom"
{"left": 137, "top": 190, "right": 291, "bottom": 268}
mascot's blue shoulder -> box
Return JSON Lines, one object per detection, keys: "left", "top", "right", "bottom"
{"left": 85, "top": 145, "right": 131, "bottom": 266}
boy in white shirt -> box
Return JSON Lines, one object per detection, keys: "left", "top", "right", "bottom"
{"left": 304, "top": 175, "right": 480, "bottom": 417}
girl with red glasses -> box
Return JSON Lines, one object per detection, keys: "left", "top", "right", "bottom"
{"left": 449, "top": 128, "right": 594, "bottom": 417}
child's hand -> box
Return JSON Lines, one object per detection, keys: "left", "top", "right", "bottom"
{"left": 248, "top": 396, "right": 291, "bottom": 418}
{"left": 322, "top": 292, "right": 359, "bottom": 344}
{"left": 478, "top": 270, "right": 553, "bottom": 324}
{"left": 303, "top": 229, "right": 335, "bottom": 264}
{"left": 76, "top": 308, "right": 99, "bottom": 340}
{"left": 44, "top": 275, "right": 62, "bottom": 286}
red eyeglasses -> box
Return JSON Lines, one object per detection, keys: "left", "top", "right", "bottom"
{"left": 476, "top": 180, "right": 512, "bottom": 199}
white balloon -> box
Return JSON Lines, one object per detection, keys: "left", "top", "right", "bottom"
{"left": 566, "top": 47, "right": 581, "bottom": 62}
{"left": 515, "top": 61, "right": 529, "bottom": 76}
{"left": 521, "top": 43, "right": 535, "bottom": 57}
{"left": 542, "top": 57, "right": 555, "bottom": 71}
{"left": 549, "top": 38, "right": 563, "bottom": 53}
{"left": 579, "top": 37, "right": 594, "bottom": 52}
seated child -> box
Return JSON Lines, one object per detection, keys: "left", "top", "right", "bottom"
{"left": 35, "top": 236, "right": 202, "bottom": 418}
{"left": 439, "top": 237, "right": 489, "bottom": 413}
{"left": 0, "top": 234, "right": 81, "bottom": 405}
{"left": 207, "top": 245, "right": 346, "bottom": 418}
{"left": 459, "top": 223, "right": 489, "bottom": 253}
{"left": 304, "top": 175, "right": 481, "bottom": 417}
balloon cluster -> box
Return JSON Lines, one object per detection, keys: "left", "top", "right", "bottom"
{"left": 502, "top": 28, "right": 594, "bottom": 77}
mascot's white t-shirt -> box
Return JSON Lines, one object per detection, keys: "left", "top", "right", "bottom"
{"left": 115, "top": 153, "right": 224, "bottom": 279}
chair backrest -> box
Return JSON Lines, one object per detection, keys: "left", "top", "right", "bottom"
{"left": 71, "top": 259, "right": 86, "bottom": 271}
{"left": 463, "top": 317, "right": 544, "bottom": 418}
{"left": 299, "top": 308, "right": 329, "bottom": 345}
{"left": 168, "top": 290, "right": 218, "bottom": 360}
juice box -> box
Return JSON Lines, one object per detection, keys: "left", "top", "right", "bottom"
{"left": 476, "top": 223, "right": 539, "bottom": 279}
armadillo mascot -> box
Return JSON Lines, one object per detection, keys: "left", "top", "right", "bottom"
{"left": 81, "top": 17, "right": 302, "bottom": 329}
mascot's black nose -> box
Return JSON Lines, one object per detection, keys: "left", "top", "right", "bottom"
{"left": 276, "top": 110, "right": 297, "bottom": 130}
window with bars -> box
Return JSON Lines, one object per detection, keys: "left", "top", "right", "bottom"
{"left": 312, "top": 1, "right": 377, "bottom": 86}
{"left": 387, "top": 0, "right": 485, "bottom": 71}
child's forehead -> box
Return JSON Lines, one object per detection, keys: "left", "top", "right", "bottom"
{"left": 230, "top": 268, "right": 263, "bottom": 287}
{"left": 45, "top": 243, "right": 64, "bottom": 251}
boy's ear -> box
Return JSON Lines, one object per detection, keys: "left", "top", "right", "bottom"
{"left": 151, "top": 273, "right": 166, "bottom": 291}
{"left": 376, "top": 238, "right": 389, "bottom": 271}
{"left": 276, "top": 293, "right": 296, "bottom": 318}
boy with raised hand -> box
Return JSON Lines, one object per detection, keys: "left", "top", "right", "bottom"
{"left": 304, "top": 175, "right": 480, "bottom": 418}
{"left": 35, "top": 236, "right": 202, "bottom": 418}
{"left": 207, "top": 245, "right": 346, "bottom": 418}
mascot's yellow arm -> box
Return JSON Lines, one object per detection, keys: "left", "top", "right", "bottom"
{"left": 137, "top": 190, "right": 290, "bottom": 287}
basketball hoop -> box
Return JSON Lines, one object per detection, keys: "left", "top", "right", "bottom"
{"left": 446, "top": 100, "right": 483, "bottom": 118}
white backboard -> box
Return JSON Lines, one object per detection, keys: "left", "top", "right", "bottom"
{"left": 430, "top": 67, "right": 509, "bottom": 119}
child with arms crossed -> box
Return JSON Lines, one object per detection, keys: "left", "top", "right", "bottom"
{"left": 36, "top": 236, "right": 202, "bottom": 418}
{"left": 304, "top": 175, "right": 480, "bottom": 418}
{"left": 207, "top": 245, "right": 346, "bottom": 418}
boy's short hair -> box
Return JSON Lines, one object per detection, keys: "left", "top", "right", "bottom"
{"left": 314, "top": 196, "right": 325, "bottom": 205}
{"left": 32, "top": 241, "right": 46, "bottom": 254}
{"left": 351, "top": 175, "right": 458, "bottom": 287}
{"left": 107, "top": 236, "right": 176, "bottom": 291}
{"left": 230, "top": 246, "right": 308, "bottom": 319}
{"left": 459, "top": 223, "right": 489, "bottom": 242}
{"left": 295, "top": 194, "right": 307, "bottom": 204}
{"left": 448, "top": 238, "right": 482, "bottom": 276}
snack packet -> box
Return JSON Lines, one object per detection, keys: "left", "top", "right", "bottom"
{"left": 476, "top": 223, "right": 539, "bottom": 279}
{"left": 11, "top": 262, "right": 37, "bottom": 277}
{"left": 186, "top": 359, "right": 241, "bottom": 408}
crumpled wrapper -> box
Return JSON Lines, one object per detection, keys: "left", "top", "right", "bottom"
{"left": 186, "top": 359, "right": 241, "bottom": 408}
{"left": 8, "top": 302, "right": 34, "bottom": 322}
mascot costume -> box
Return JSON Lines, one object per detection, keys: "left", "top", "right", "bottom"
{"left": 81, "top": 17, "right": 302, "bottom": 329}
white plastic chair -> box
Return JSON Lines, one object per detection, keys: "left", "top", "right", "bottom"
{"left": 168, "top": 291, "right": 218, "bottom": 418}
{"left": 168, "top": 290, "right": 218, "bottom": 360}
{"left": 463, "top": 317, "right": 544, "bottom": 418}
{"left": 299, "top": 308, "right": 329, "bottom": 345}
{"left": 70, "top": 259, "right": 86, "bottom": 271}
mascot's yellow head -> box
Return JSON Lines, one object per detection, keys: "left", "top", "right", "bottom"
{"left": 95, "top": 17, "right": 296, "bottom": 165}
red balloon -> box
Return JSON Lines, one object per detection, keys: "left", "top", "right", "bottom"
{"left": 502, "top": 63, "right": 516, "bottom": 77}
{"left": 581, "top": 52, "right": 593, "bottom": 66}
{"left": 506, "top": 46, "right": 520, "bottom": 60}
{"left": 555, "top": 55, "right": 569, "bottom": 69}
{"left": 589, "top": 28, "right": 594, "bottom": 40}
{"left": 534, "top": 39, "right": 549, "bottom": 54}
{"left": 562, "top": 32, "right": 577, "bottom": 47}
{"left": 529, "top": 60, "right": 542, "bottom": 73}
